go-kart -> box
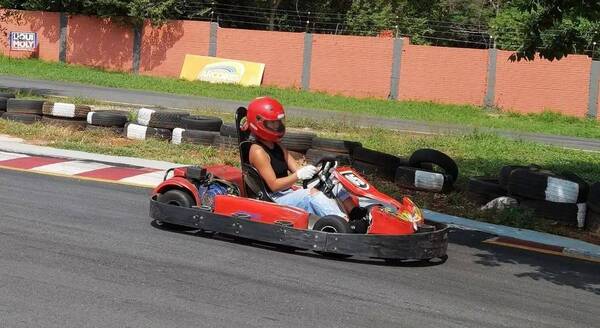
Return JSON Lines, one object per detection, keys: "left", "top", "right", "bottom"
{"left": 148, "top": 107, "right": 448, "bottom": 261}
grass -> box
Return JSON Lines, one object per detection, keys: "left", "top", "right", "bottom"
{"left": 2, "top": 56, "right": 600, "bottom": 139}
{"left": 1, "top": 106, "right": 599, "bottom": 245}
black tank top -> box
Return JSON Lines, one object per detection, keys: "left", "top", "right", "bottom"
{"left": 257, "top": 142, "right": 288, "bottom": 179}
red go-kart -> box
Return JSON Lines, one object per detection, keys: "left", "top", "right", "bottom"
{"left": 149, "top": 107, "right": 448, "bottom": 261}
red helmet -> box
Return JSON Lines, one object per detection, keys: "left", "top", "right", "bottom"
{"left": 245, "top": 96, "right": 286, "bottom": 142}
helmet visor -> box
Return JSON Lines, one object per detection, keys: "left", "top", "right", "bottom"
{"left": 264, "top": 118, "right": 285, "bottom": 134}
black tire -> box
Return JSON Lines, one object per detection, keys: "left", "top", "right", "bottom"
{"left": 1, "top": 112, "right": 42, "bottom": 124}
{"left": 467, "top": 177, "right": 507, "bottom": 203}
{"left": 409, "top": 149, "right": 459, "bottom": 183}
{"left": 215, "top": 135, "right": 238, "bottom": 148}
{"left": 313, "top": 215, "right": 351, "bottom": 233}
{"left": 180, "top": 115, "right": 223, "bottom": 131}
{"left": 394, "top": 166, "right": 453, "bottom": 192}
{"left": 351, "top": 160, "right": 386, "bottom": 178}
{"left": 0, "top": 92, "right": 15, "bottom": 98}
{"left": 219, "top": 123, "right": 238, "bottom": 137}
{"left": 305, "top": 148, "right": 351, "bottom": 166}
{"left": 42, "top": 102, "right": 91, "bottom": 119}
{"left": 124, "top": 123, "right": 172, "bottom": 141}
{"left": 351, "top": 147, "right": 407, "bottom": 180}
{"left": 85, "top": 124, "right": 123, "bottom": 134}
{"left": 0, "top": 97, "right": 7, "bottom": 111}
{"left": 6, "top": 99, "right": 45, "bottom": 115}
{"left": 136, "top": 108, "right": 189, "bottom": 129}
{"left": 41, "top": 116, "right": 86, "bottom": 129}
{"left": 499, "top": 164, "right": 541, "bottom": 189}
{"left": 281, "top": 131, "right": 316, "bottom": 153}
{"left": 587, "top": 182, "right": 600, "bottom": 213}
{"left": 171, "top": 128, "right": 219, "bottom": 146}
{"left": 156, "top": 189, "right": 197, "bottom": 231}
{"left": 507, "top": 169, "right": 588, "bottom": 203}
{"left": 585, "top": 208, "right": 600, "bottom": 234}
{"left": 311, "top": 137, "right": 361, "bottom": 154}
{"left": 520, "top": 200, "right": 586, "bottom": 227}
{"left": 87, "top": 111, "right": 129, "bottom": 127}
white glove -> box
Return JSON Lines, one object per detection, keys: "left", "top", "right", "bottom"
{"left": 296, "top": 165, "right": 318, "bottom": 180}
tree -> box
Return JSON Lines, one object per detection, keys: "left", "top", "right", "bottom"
{"left": 344, "top": 0, "right": 394, "bottom": 35}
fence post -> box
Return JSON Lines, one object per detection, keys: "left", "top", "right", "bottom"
{"left": 132, "top": 24, "right": 142, "bottom": 74}
{"left": 484, "top": 48, "right": 498, "bottom": 107}
{"left": 209, "top": 22, "right": 218, "bottom": 57}
{"left": 388, "top": 37, "right": 403, "bottom": 100}
{"left": 301, "top": 33, "right": 313, "bottom": 91}
{"left": 58, "top": 12, "right": 68, "bottom": 63}
{"left": 587, "top": 60, "right": 600, "bottom": 118}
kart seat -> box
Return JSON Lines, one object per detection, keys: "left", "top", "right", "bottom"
{"left": 236, "top": 106, "right": 275, "bottom": 203}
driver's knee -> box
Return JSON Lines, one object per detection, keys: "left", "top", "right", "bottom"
{"left": 308, "top": 187, "right": 320, "bottom": 195}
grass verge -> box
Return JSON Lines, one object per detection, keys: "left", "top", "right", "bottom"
{"left": 1, "top": 107, "right": 599, "bottom": 245}
{"left": 2, "top": 56, "right": 600, "bottom": 139}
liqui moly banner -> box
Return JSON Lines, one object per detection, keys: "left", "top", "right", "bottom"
{"left": 9, "top": 32, "right": 38, "bottom": 51}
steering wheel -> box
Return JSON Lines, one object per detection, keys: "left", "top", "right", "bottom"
{"left": 302, "top": 158, "right": 338, "bottom": 197}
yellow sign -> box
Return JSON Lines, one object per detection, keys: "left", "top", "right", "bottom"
{"left": 180, "top": 55, "right": 265, "bottom": 87}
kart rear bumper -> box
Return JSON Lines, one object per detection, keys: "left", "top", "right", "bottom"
{"left": 149, "top": 197, "right": 448, "bottom": 260}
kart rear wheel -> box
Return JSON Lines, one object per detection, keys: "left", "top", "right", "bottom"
{"left": 155, "top": 189, "right": 197, "bottom": 231}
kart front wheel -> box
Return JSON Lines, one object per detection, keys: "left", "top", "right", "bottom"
{"left": 313, "top": 215, "right": 350, "bottom": 233}
{"left": 155, "top": 189, "right": 197, "bottom": 231}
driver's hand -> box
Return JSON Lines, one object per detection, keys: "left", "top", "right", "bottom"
{"left": 296, "top": 165, "right": 318, "bottom": 180}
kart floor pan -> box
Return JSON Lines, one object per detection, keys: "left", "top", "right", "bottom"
{"left": 150, "top": 198, "right": 448, "bottom": 260}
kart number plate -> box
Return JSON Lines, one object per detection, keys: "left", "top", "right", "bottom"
{"left": 341, "top": 171, "right": 369, "bottom": 190}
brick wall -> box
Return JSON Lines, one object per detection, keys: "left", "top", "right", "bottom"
{"left": 140, "top": 20, "right": 210, "bottom": 77}
{"left": 495, "top": 50, "right": 591, "bottom": 117}
{"left": 217, "top": 28, "right": 304, "bottom": 88}
{"left": 398, "top": 44, "right": 489, "bottom": 106}
{"left": 309, "top": 34, "right": 394, "bottom": 98}
{"left": 0, "top": 10, "right": 60, "bottom": 61}
{"left": 67, "top": 15, "right": 133, "bottom": 71}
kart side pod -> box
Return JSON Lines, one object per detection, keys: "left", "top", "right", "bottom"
{"left": 213, "top": 195, "right": 310, "bottom": 229}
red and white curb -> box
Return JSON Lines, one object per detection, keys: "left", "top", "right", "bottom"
{"left": 0, "top": 151, "right": 166, "bottom": 188}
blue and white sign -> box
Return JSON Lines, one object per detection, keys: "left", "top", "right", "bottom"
{"left": 9, "top": 32, "right": 38, "bottom": 51}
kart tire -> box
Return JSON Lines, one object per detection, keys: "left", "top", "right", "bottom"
{"left": 351, "top": 147, "right": 408, "bottom": 178}
{"left": 156, "top": 189, "right": 197, "bottom": 231}
{"left": 124, "top": 123, "right": 172, "bottom": 141}
{"left": 41, "top": 116, "right": 86, "bottom": 130}
{"left": 171, "top": 128, "right": 219, "bottom": 146}
{"left": 0, "top": 92, "right": 15, "bottom": 98}
{"left": 394, "top": 166, "right": 453, "bottom": 193}
{"left": 6, "top": 99, "right": 44, "bottom": 115}
{"left": 87, "top": 111, "right": 129, "bottom": 127}
{"left": 42, "top": 102, "right": 91, "bottom": 119}
{"left": 305, "top": 148, "right": 351, "bottom": 166}
{"left": 507, "top": 169, "right": 588, "bottom": 203}
{"left": 409, "top": 149, "right": 458, "bottom": 183}
{"left": 1, "top": 112, "right": 42, "bottom": 124}
{"left": 0, "top": 97, "right": 8, "bottom": 111}
{"left": 467, "top": 177, "right": 507, "bottom": 203}
{"left": 136, "top": 107, "right": 189, "bottom": 129}
{"left": 520, "top": 200, "right": 587, "bottom": 228}
{"left": 220, "top": 123, "right": 238, "bottom": 137}
{"left": 281, "top": 131, "right": 316, "bottom": 153}
{"left": 85, "top": 124, "right": 123, "bottom": 134}
{"left": 499, "top": 164, "right": 541, "bottom": 189}
{"left": 311, "top": 137, "right": 361, "bottom": 154}
{"left": 180, "top": 115, "right": 223, "bottom": 131}
{"left": 587, "top": 182, "right": 600, "bottom": 213}
{"left": 313, "top": 215, "right": 351, "bottom": 233}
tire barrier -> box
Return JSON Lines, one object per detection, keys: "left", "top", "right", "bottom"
{"left": 394, "top": 166, "right": 453, "bottom": 193}
{"left": 0, "top": 92, "right": 16, "bottom": 99}
{"left": 311, "top": 137, "right": 361, "bottom": 154}
{"left": 351, "top": 147, "right": 408, "bottom": 180}
{"left": 42, "top": 102, "right": 91, "bottom": 119}
{"left": 0, "top": 97, "right": 8, "bottom": 112}
{"left": 281, "top": 131, "right": 316, "bottom": 153}
{"left": 219, "top": 123, "right": 238, "bottom": 138}
{"left": 180, "top": 115, "right": 222, "bottom": 131}
{"left": 305, "top": 148, "right": 351, "bottom": 166}
{"left": 124, "top": 123, "right": 172, "bottom": 141}
{"left": 507, "top": 169, "right": 588, "bottom": 204}
{"left": 466, "top": 177, "right": 507, "bottom": 204}
{"left": 409, "top": 148, "right": 459, "bottom": 183}
{"left": 6, "top": 99, "right": 45, "bottom": 115}
{"left": 171, "top": 128, "right": 219, "bottom": 146}
{"left": 136, "top": 107, "right": 189, "bottom": 129}
{"left": 87, "top": 111, "right": 129, "bottom": 128}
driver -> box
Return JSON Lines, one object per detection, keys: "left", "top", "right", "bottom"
{"left": 245, "top": 96, "right": 354, "bottom": 218}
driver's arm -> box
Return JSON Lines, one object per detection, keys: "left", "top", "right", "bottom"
{"left": 283, "top": 146, "right": 299, "bottom": 173}
{"left": 250, "top": 145, "right": 299, "bottom": 192}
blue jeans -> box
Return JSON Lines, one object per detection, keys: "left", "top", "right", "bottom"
{"left": 271, "top": 185, "right": 349, "bottom": 218}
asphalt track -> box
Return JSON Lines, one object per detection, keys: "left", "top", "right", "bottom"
{"left": 1, "top": 168, "right": 599, "bottom": 328}
{"left": 2, "top": 75, "right": 600, "bottom": 152}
